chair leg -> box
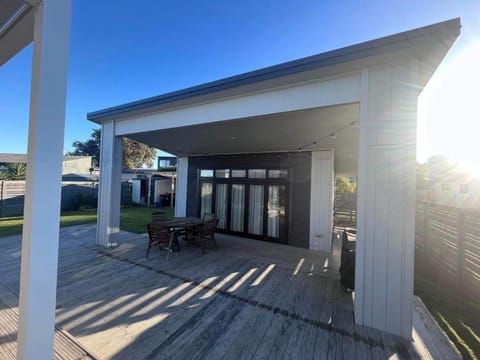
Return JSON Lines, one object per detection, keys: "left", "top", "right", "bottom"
{"left": 166, "top": 233, "right": 176, "bottom": 261}
{"left": 146, "top": 246, "right": 150, "bottom": 259}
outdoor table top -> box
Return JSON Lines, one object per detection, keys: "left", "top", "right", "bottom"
{"left": 154, "top": 217, "right": 204, "bottom": 228}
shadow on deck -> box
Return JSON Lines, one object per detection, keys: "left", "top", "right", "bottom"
{"left": 0, "top": 225, "right": 458, "bottom": 359}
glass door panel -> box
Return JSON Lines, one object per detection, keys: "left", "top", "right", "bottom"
{"left": 267, "top": 185, "right": 286, "bottom": 239}
{"left": 230, "top": 184, "right": 245, "bottom": 232}
{"left": 200, "top": 182, "right": 213, "bottom": 218}
{"left": 248, "top": 185, "right": 264, "bottom": 235}
{"left": 216, "top": 184, "right": 228, "bottom": 229}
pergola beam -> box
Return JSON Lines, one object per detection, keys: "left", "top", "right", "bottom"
{"left": 16, "top": 0, "right": 72, "bottom": 358}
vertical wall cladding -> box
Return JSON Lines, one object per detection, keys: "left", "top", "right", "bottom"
{"left": 186, "top": 152, "right": 312, "bottom": 248}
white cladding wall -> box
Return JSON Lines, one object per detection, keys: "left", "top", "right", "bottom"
{"left": 355, "top": 63, "right": 419, "bottom": 338}
{"left": 309, "top": 150, "right": 334, "bottom": 251}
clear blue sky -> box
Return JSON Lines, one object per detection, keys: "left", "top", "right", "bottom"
{"left": 1, "top": 1, "right": 479, "bottom": 168}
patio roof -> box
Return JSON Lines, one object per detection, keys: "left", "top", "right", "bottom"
{"left": 0, "top": 1, "right": 41, "bottom": 67}
{"left": 129, "top": 103, "right": 360, "bottom": 176}
{"left": 87, "top": 18, "right": 460, "bottom": 176}
{"left": 87, "top": 18, "right": 460, "bottom": 123}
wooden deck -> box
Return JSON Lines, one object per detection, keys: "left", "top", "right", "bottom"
{"left": 0, "top": 225, "right": 459, "bottom": 359}
{"left": 0, "top": 281, "right": 94, "bottom": 359}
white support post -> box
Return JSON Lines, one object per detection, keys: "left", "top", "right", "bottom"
{"left": 170, "top": 174, "right": 175, "bottom": 208}
{"left": 96, "top": 121, "right": 122, "bottom": 246}
{"left": 17, "top": 1, "right": 72, "bottom": 359}
{"left": 355, "top": 63, "right": 419, "bottom": 338}
{"left": 175, "top": 157, "right": 188, "bottom": 217}
{"left": 309, "top": 150, "right": 334, "bottom": 252}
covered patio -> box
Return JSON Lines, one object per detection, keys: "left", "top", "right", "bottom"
{"left": 0, "top": 225, "right": 458, "bottom": 359}
{"left": 1, "top": 0, "right": 462, "bottom": 355}
{"left": 88, "top": 18, "right": 461, "bottom": 341}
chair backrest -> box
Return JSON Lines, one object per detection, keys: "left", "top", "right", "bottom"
{"left": 203, "top": 218, "right": 218, "bottom": 236}
{"left": 147, "top": 223, "right": 170, "bottom": 245}
{"left": 151, "top": 211, "right": 167, "bottom": 223}
{"left": 202, "top": 213, "right": 216, "bottom": 222}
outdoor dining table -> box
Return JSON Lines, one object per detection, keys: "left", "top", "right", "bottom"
{"left": 156, "top": 217, "right": 205, "bottom": 245}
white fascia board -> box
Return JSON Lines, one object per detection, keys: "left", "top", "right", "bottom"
{"left": 114, "top": 74, "right": 361, "bottom": 136}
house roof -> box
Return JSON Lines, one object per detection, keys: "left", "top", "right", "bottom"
{"left": 88, "top": 18, "right": 461, "bottom": 123}
{"left": 0, "top": 153, "right": 91, "bottom": 164}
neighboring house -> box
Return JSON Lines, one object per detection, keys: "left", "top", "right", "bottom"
{"left": 432, "top": 169, "right": 480, "bottom": 209}
{"left": 122, "top": 169, "right": 175, "bottom": 206}
{"left": 61, "top": 156, "right": 92, "bottom": 174}
{"left": 0, "top": 153, "right": 92, "bottom": 175}
{"left": 87, "top": 19, "right": 461, "bottom": 339}
{"left": 157, "top": 156, "right": 177, "bottom": 170}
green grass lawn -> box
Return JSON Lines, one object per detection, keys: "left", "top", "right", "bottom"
{"left": 414, "top": 263, "right": 480, "bottom": 360}
{"left": 0, "top": 206, "right": 175, "bottom": 238}
{"left": 120, "top": 206, "right": 174, "bottom": 233}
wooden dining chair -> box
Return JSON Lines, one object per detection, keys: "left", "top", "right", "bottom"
{"left": 202, "top": 213, "right": 216, "bottom": 221}
{"left": 146, "top": 223, "right": 179, "bottom": 260}
{"left": 195, "top": 218, "right": 218, "bottom": 254}
{"left": 151, "top": 211, "right": 168, "bottom": 223}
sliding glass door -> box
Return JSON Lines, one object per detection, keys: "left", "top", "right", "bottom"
{"left": 230, "top": 184, "right": 245, "bottom": 232}
{"left": 200, "top": 182, "right": 212, "bottom": 218}
{"left": 267, "top": 185, "right": 287, "bottom": 240}
{"left": 215, "top": 184, "right": 228, "bottom": 229}
{"left": 199, "top": 168, "right": 288, "bottom": 243}
{"left": 248, "top": 185, "right": 264, "bottom": 235}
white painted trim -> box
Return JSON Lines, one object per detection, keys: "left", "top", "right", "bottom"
{"left": 309, "top": 150, "right": 334, "bottom": 252}
{"left": 175, "top": 157, "right": 189, "bottom": 217}
{"left": 187, "top": 149, "right": 323, "bottom": 157}
{"left": 354, "top": 68, "right": 369, "bottom": 326}
{"left": 114, "top": 75, "right": 361, "bottom": 136}
{"left": 17, "top": 1, "right": 72, "bottom": 359}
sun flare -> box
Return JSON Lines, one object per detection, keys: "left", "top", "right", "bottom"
{"left": 418, "top": 40, "right": 480, "bottom": 177}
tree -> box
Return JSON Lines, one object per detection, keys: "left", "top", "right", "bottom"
{"left": 425, "top": 155, "right": 452, "bottom": 182}
{"left": 0, "top": 163, "right": 27, "bottom": 180}
{"left": 69, "top": 129, "right": 101, "bottom": 166}
{"left": 335, "top": 176, "right": 356, "bottom": 193}
{"left": 8, "top": 163, "right": 27, "bottom": 180}
{"left": 416, "top": 162, "right": 429, "bottom": 189}
{"left": 68, "top": 129, "right": 157, "bottom": 169}
{"left": 122, "top": 139, "right": 156, "bottom": 169}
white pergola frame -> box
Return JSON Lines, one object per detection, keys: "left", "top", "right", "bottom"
{"left": 1, "top": 0, "right": 72, "bottom": 358}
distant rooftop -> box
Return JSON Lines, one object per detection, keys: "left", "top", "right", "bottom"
{"left": 0, "top": 153, "right": 91, "bottom": 164}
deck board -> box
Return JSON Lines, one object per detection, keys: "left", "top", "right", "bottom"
{"left": 0, "top": 225, "right": 460, "bottom": 359}
{"left": 0, "top": 282, "right": 96, "bottom": 360}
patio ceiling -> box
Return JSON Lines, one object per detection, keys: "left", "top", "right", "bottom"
{"left": 0, "top": 0, "right": 39, "bottom": 67}
{"left": 127, "top": 102, "right": 359, "bottom": 176}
